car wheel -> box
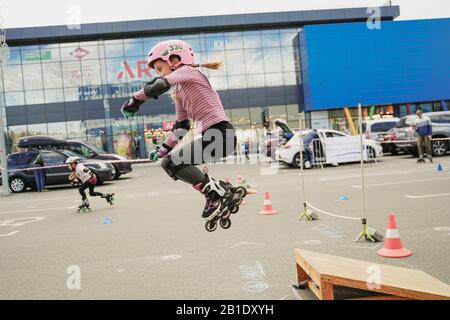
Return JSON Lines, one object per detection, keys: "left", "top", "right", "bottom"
{"left": 9, "top": 177, "right": 27, "bottom": 193}
{"left": 432, "top": 140, "right": 448, "bottom": 157}
{"left": 293, "top": 153, "right": 305, "bottom": 169}
{"left": 367, "top": 147, "right": 376, "bottom": 160}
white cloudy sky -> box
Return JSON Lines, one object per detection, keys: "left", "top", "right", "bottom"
{"left": 1, "top": 0, "right": 449, "bottom": 28}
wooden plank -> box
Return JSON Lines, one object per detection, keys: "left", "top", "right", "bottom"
{"left": 321, "top": 282, "right": 334, "bottom": 300}
{"left": 296, "top": 262, "right": 310, "bottom": 283}
{"left": 349, "top": 295, "right": 412, "bottom": 300}
{"left": 322, "top": 275, "right": 446, "bottom": 300}
{"left": 295, "top": 249, "right": 450, "bottom": 300}
{"left": 307, "top": 280, "right": 322, "bottom": 300}
{"left": 295, "top": 250, "right": 322, "bottom": 286}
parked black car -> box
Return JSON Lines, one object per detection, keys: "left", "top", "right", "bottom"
{"left": 17, "top": 136, "right": 132, "bottom": 179}
{"left": 0, "top": 149, "right": 115, "bottom": 193}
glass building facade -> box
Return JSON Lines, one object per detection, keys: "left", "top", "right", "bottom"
{"left": 3, "top": 29, "right": 302, "bottom": 156}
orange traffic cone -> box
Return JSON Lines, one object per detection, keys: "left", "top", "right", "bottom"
{"left": 377, "top": 213, "right": 412, "bottom": 258}
{"left": 260, "top": 192, "right": 277, "bottom": 215}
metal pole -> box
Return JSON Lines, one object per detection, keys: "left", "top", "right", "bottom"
{"left": 0, "top": 63, "right": 9, "bottom": 196}
{"left": 299, "top": 113, "right": 306, "bottom": 203}
{"left": 358, "top": 103, "right": 366, "bottom": 219}
{"left": 0, "top": 12, "right": 10, "bottom": 196}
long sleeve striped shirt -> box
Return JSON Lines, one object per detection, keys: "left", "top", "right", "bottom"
{"left": 133, "top": 66, "right": 229, "bottom": 149}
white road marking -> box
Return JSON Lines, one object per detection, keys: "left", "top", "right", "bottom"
{"left": 320, "top": 171, "right": 408, "bottom": 181}
{"left": 342, "top": 242, "right": 383, "bottom": 250}
{"left": 0, "top": 207, "right": 72, "bottom": 215}
{"left": 162, "top": 255, "right": 182, "bottom": 261}
{"left": 303, "top": 240, "right": 322, "bottom": 246}
{"left": 351, "top": 176, "right": 450, "bottom": 188}
{"left": 404, "top": 193, "right": 450, "bottom": 199}
{"left": 434, "top": 227, "right": 450, "bottom": 232}
{"left": 229, "top": 242, "right": 265, "bottom": 249}
{"left": 0, "top": 196, "right": 75, "bottom": 205}
{"left": 0, "top": 231, "right": 20, "bottom": 237}
{"left": 0, "top": 217, "right": 45, "bottom": 227}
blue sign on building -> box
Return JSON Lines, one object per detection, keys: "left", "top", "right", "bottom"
{"left": 300, "top": 18, "right": 450, "bottom": 110}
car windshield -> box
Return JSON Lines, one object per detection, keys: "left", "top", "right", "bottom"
{"left": 86, "top": 143, "right": 107, "bottom": 154}
{"left": 396, "top": 117, "right": 414, "bottom": 128}
{"left": 61, "top": 150, "right": 87, "bottom": 160}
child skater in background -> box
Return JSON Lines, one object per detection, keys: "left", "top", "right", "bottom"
{"left": 66, "top": 157, "right": 114, "bottom": 213}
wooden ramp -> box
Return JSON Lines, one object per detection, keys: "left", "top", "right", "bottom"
{"left": 294, "top": 249, "right": 450, "bottom": 300}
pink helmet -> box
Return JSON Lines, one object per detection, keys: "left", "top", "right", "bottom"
{"left": 147, "top": 40, "right": 195, "bottom": 71}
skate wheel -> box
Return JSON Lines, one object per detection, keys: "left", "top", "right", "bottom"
{"left": 220, "top": 218, "right": 231, "bottom": 229}
{"left": 205, "top": 220, "right": 217, "bottom": 232}
{"left": 236, "top": 186, "right": 247, "bottom": 198}
{"left": 230, "top": 205, "right": 239, "bottom": 214}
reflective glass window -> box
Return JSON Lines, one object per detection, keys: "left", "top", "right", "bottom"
{"left": 25, "top": 90, "right": 45, "bottom": 104}
{"left": 5, "top": 92, "right": 25, "bottom": 106}
{"left": 81, "top": 60, "right": 102, "bottom": 86}
{"left": 5, "top": 48, "right": 22, "bottom": 65}
{"left": 203, "top": 33, "right": 225, "bottom": 52}
{"left": 62, "top": 61, "right": 82, "bottom": 87}
{"left": 44, "top": 88, "right": 64, "bottom": 103}
{"left": 263, "top": 47, "right": 282, "bottom": 73}
{"left": 225, "top": 50, "right": 245, "bottom": 75}
{"left": 105, "top": 43, "right": 125, "bottom": 58}
{"left": 124, "top": 39, "right": 144, "bottom": 58}
{"left": 228, "top": 75, "right": 246, "bottom": 89}
{"left": 261, "top": 30, "right": 281, "bottom": 47}
{"left": 245, "top": 74, "right": 265, "bottom": 88}
{"left": 265, "top": 73, "right": 284, "bottom": 87}
{"left": 47, "top": 122, "right": 67, "bottom": 138}
{"left": 243, "top": 31, "right": 262, "bottom": 49}
{"left": 3, "top": 65, "right": 24, "bottom": 91}
{"left": 244, "top": 49, "right": 264, "bottom": 74}
{"left": 39, "top": 45, "right": 61, "bottom": 63}
{"left": 225, "top": 33, "right": 243, "bottom": 50}
{"left": 42, "top": 62, "right": 63, "bottom": 89}
{"left": 22, "top": 64, "right": 44, "bottom": 90}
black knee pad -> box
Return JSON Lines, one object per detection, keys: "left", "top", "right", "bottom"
{"left": 161, "top": 154, "right": 205, "bottom": 184}
{"left": 161, "top": 155, "right": 183, "bottom": 181}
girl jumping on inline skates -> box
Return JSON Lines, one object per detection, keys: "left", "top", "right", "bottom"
{"left": 66, "top": 157, "right": 114, "bottom": 213}
{"left": 121, "top": 40, "right": 246, "bottom": 231}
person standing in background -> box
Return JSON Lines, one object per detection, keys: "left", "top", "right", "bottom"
{"left": 412, "top": 108, "right": 433, "bottom": 163}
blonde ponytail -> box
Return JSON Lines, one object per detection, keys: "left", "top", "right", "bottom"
{"left": 191, "top": 60, "right": 224, "bottom": 70}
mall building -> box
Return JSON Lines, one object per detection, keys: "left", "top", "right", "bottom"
{"left": 2, "top": 4, "right": 449, "bottom": 157}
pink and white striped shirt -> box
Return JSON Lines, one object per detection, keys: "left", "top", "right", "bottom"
{"left": 133, "top": 66, "right": 229, "bottom": 149}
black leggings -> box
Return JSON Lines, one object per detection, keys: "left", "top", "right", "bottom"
{"left": 79, "top": 181, "right": 103, "bottom": 201}
{"left": 161, "top": 121, "right": 237, "bottom": 185}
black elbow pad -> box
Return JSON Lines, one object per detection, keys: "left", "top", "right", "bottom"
{"left": 143, "top": 77, "right": 170, "bottom": 99}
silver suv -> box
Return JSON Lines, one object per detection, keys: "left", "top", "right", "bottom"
{"left": 394, "top": 111, "right": 450, "bottom": 156}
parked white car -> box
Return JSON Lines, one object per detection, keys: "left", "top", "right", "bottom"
{"left": 275, "top": 129, "right": 383, "bottom": 168}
